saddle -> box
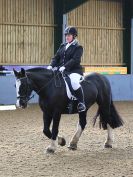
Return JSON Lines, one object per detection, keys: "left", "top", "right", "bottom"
{"left": 53, "top": 71, "right": 78, "bottom": 99}
{"left": 53, "top": 71, "right": 84, "bottom": 114}
{"left": 62, "top": 72, "right": 77, "bottom": 100}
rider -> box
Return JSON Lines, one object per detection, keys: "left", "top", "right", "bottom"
{"left": 47, "top": 26, "right": 86, "bottom": 112}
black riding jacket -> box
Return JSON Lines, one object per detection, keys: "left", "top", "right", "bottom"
{"left": 50, "top": 40, "right": 83, "bottom": 75}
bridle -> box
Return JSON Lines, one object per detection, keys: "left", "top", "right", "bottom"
{"left": 16, "top": 77, "right": 34, "bottom": 103}
{"left": 17, "top": 71, "right": 62, "bottom": 104}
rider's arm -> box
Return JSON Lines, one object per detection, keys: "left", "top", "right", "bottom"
{"left": 64, "top": 46, "right": 83, "bottom": 71}
{"left": 50, "top": 44, "right": 63, "bottom": 67}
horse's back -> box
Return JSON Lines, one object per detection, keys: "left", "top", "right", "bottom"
{"left": 83, "top": 72, "right": 111, "bottom": 105}
{"left": 84, "top": 72, "right": 111, "bottom": 90}
{"left": 85, "top": 72, "right": 109, "bottom": 82}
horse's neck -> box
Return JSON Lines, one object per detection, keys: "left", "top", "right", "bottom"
{"left": 27, "top": 72, "right": 53, "bottom": 93}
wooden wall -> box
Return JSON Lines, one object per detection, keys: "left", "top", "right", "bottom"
{"left": 67, "top": 0, "right": 125, "bottom": 66}
{"left": 0, "top": 0, "right": 55, "bottom": 65}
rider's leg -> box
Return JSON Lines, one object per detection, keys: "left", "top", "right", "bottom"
{"left": 69, "top": 73, "right": 86, "bottom": 112}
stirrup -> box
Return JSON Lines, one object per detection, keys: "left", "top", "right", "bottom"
{"left": 77, "top": 102, "right": 86, "bottom": 112}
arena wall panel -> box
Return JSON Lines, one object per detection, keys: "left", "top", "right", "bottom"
{"left": 1, "top": 74, "right": 133, "bottom": 104}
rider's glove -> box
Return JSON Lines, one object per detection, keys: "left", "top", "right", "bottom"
{"left": 47, "top": 65, "right": 53, "bottom": 70}
{"left": 59, "top": 66, "right": 65, "bottom": 73}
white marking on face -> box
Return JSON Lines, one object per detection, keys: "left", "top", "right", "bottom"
{"left": 16, "top": 79, "right": 21, "bottom": 107}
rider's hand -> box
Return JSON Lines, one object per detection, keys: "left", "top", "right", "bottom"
{"left": 59, "top": 66, "right": 65, "bottom": 72}
{"left": 53, "top": 67, "right": 58, "bottom": 71}
{"left": 47, "top": 65, "right": 53, "bottom": 70}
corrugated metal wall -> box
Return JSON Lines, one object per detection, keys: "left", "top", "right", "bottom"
{"left": 67, "top": 0, "right": 125, "bottom": 66}
{"left": 0, "top": 0, "right": 55, "bottom": 65}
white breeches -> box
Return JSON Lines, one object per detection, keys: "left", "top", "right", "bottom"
{"left": 69, "top": 73, "right": 83, "bottom": 90}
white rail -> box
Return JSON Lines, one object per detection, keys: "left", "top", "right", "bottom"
{"left": 0, "top": 71, "right": 13, "bottom": 74}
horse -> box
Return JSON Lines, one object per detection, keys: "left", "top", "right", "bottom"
{"left": 13, "top": 68, "right": 123, "bottom": 153}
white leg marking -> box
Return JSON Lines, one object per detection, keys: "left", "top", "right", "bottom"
{"left": 105, "top": 124, "right": 114, "bottom": 147}
{"left": 70, "top": 123, "right": 83, "bottom": 145}
{"left": 46, "top": 140, "right": 56, "bottom": 153}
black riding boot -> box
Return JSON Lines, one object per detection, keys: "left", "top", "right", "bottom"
{"left": 74, "top": 87, "right": 86, "bottom": 112}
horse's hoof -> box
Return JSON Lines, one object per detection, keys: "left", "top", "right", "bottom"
{"left": 46, "top": 147, "right": 55, "bottom": 154}
{"left": 68, "top": 143, "right": 77, "bottom": 150}
{"left": 104, "top": 144, "right": 112, "bottom": 148}
{"left": 58, "top": 136, "right": 66, "bottom": 146}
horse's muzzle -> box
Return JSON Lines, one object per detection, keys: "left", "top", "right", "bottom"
{"left": 16, "top": 99, "right": 27, "bottom": 109}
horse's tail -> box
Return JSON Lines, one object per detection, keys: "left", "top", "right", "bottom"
{"left": 93, "top": 100, "right": 124, "bottom": 130}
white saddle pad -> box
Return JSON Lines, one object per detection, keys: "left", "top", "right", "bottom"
{"left": 64, "top": 80, "right": 77, "bottom": 100}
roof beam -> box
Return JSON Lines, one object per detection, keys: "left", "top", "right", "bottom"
{"left": 63, "top": 0, "right": 88, "bottom": 13}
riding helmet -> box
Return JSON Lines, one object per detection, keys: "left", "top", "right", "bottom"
{"left": 64, "top": 26, "right": 78, "bottom": 37}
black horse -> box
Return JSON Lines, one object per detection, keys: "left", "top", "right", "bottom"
{"left": 13, "top": 68, "right": 123, "bottom": 153}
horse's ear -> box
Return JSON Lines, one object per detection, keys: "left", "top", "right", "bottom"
{"left": 21, "top": 68, "right": 26, "bottom": 77}
{"left": 13, "top": 68, "right": 18, "bottom": 77}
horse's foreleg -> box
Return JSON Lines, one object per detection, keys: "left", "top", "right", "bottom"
{"left": 46, "top": 111, "right": 61, "bottom": 153}
{"left": 105, "top": 124, "right": 114, "bottom": 148}
{"left": 68, "top": 111, "right": 87, "bottom": 150}
{"left": 43, "top": 112, "right": 52, "bottom": 139}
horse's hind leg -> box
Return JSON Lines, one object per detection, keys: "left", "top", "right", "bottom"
{"left": 97, "top": 93, "right": 114, "bottom": 148}
{"left": 105, "top": 124, "right": 114, "bottom": 148}
{"left": 68, "top": 111, "right": 87, "bottom": 150}
{"left": 98, "top": 105, "right": 114, "bottom": 148}
{"left": 96, "top": 105, "right": 114, "bottom": 148}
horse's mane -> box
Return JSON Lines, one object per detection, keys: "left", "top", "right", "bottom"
{"left": 26, "top": 67, "right": 48, "bottom": 73}
{"left": 26, "top": 67, "right": 53, "bottom": 78}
